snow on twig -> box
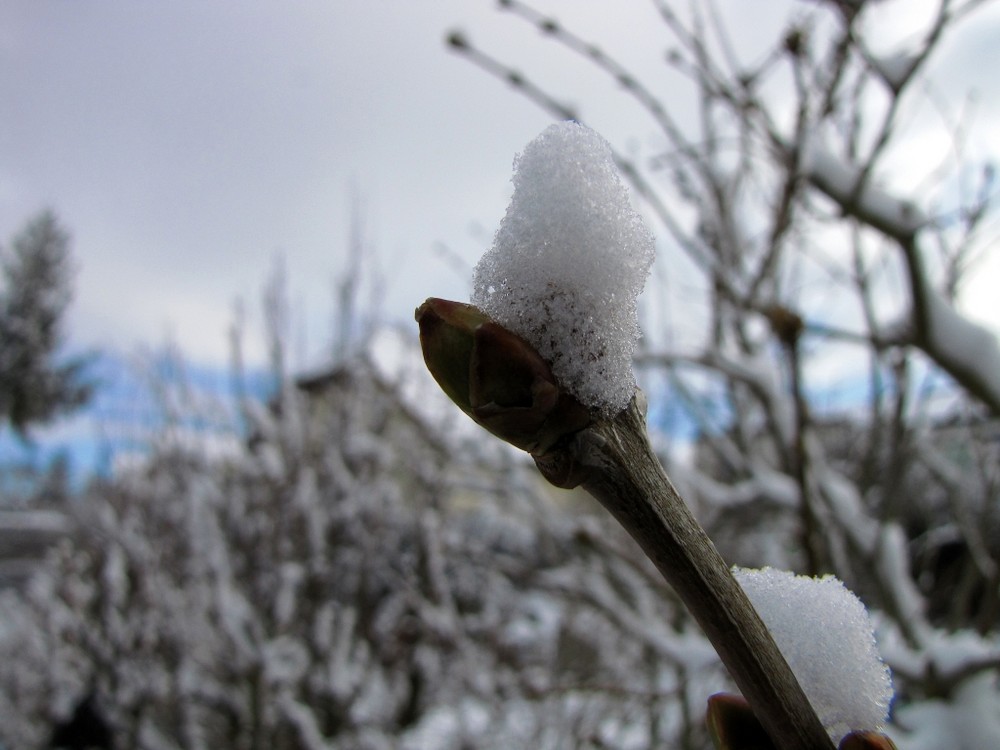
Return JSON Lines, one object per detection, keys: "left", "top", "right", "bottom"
{"left": 800, "top": 136, "right": 1000, "bottom": 415}
{"left": 802, "top": 140, "right": 927, "bottom": 239}
{"left": 920, "top": 288, "right": 1000, "bottom": 412}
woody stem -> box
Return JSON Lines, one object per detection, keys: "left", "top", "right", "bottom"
{"left": 535, "top": 395, "right": 835, "bottom": 750}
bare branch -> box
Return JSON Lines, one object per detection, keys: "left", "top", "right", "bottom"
{"left": 535, "top": 396, "right": 837, "bottom": 750}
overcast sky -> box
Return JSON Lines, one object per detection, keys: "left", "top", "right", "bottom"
{"left": 2, "top": 0, "right": 999, "bottom": 376}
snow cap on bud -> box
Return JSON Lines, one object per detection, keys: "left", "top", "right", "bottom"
{"left": 416, "top": 297, "right": 591, "bottom": 455}
{"left": 472, "top": 121, "right": 655, "bottom": 417}
{"left": 732, "top": 567, "right": 894, "bottom": 744}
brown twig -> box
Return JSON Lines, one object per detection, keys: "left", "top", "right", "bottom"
{"left": 535, "top": 394, "right": 836, "bottom": 750}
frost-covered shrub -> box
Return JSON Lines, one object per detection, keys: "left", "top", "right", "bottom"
{"left": 0, "top": 349, "right": 726, "bottom": 750}
{"left": 472, "top": 122, "right": 655, "bottom": 416}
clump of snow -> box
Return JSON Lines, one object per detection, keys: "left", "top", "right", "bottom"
{"left": 733, "top": 566, "right": 893, "bottom": 744}
{"left": 472, "top": 121, "right": 655, "bottom": 416}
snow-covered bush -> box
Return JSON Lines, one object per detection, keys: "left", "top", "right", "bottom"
{"left": 0, "top": 341, "right": 728, "bottom": 749}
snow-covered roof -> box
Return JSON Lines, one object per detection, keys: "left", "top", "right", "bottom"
{"left": 294, "top": 325, "right": 519, "bottom": 461}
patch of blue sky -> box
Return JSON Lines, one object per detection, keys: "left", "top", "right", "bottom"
{"left": 0, "top": 349, "right": 276, "bottom": 495}
{"left": 640, "top": 369, "right": 735, "bottom": 443}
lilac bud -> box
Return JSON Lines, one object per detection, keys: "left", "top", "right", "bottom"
{"left": 416, "top": 297, "right": 591, "bottom": 455}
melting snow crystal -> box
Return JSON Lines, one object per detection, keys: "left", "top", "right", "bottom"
{"left": 472, "top": 122, "right": 655, "bottom": 416}
{"left": 733, "top": 566, "right": 893, "bottom": 744}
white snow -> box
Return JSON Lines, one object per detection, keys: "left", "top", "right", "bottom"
{"left": 880, "top": 621, "right": 1000, "bottom": 749}
{"left": 923, "top": 288, "right": 1000, "bottom": 408}
{"left": 802, "top": 138, "right": 927, "bottom": 236}
{"left": 875, "top": 524, "right": 929, "bottom": 639}
{"left": 877, "top": 620, "right": 1000, "bottom": 688}
{"left": 733, "top": 566, "right": 893, "bottom": 744}
{"left": 472, "top": 121, "right": 655, "bottom": 416}
{"left": 891, "top": 672, "right": 1000, "bottom": 750}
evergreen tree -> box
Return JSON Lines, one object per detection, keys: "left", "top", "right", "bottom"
{"left": 0, "top": 210, "right": 91, "bottom": 435}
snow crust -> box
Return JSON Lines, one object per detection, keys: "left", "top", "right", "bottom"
{"left": 472, "top": 122, "right": 655, "bottom": 416}
{"left": 733, "top": 566, "right": 893, "bottom": 743}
